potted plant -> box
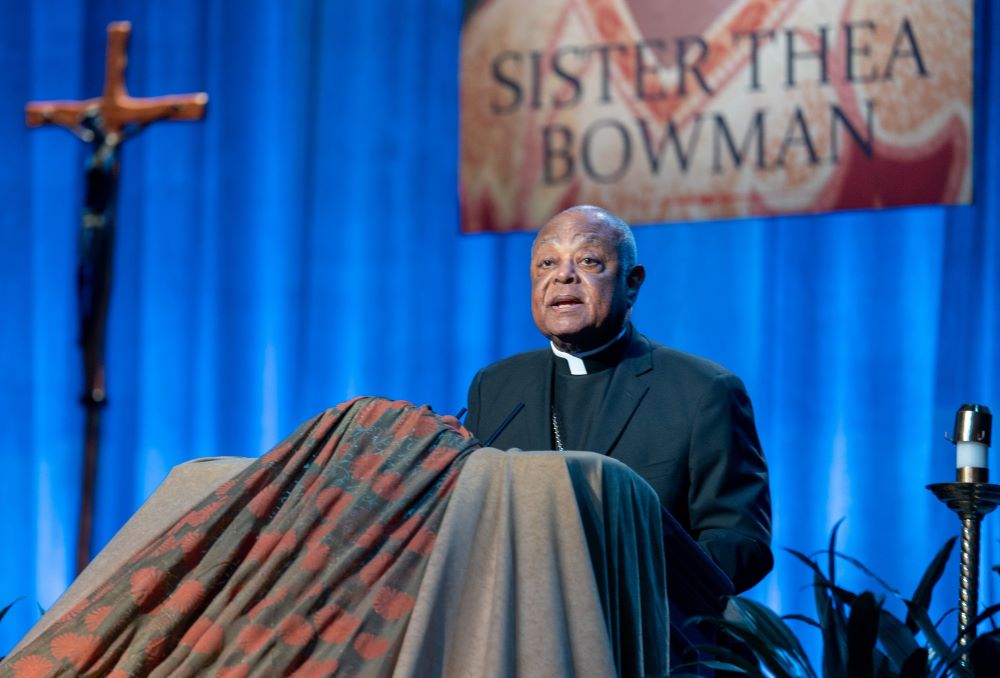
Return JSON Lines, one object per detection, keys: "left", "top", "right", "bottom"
{"left": 676, "top": 521, "right": 1000, "bottom": 677}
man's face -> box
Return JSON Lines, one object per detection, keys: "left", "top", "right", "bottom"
{"left": 530, "top": 210, "right": 643, "bottom": 353}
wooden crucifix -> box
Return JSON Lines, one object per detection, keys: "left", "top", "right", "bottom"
{"left": 26, "top": 21, "right": 208, "bottom": 575}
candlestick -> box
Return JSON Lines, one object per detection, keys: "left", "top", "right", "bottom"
{"left": 929, "top": 403, "right": 996, "bottom": 670}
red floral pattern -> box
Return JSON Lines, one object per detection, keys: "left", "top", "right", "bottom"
{"left": 1, "top": 398, "right": 477, "bottom": 676}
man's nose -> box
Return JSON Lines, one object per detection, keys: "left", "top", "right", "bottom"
{"left": 555, "top": 260, "right": 577, "bottom": 282}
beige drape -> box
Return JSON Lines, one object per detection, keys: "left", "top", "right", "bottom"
{"left": 14, "top": 450, "right": 668, "bottom": 677}
{"left": 395, "top": 450, "right": 669, "bottom": 678}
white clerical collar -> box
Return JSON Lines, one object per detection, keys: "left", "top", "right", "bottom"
{"left": 550, "top": 325, "right": 629, "bottom": 375}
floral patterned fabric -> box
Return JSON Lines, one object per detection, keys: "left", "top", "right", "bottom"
{"left": 3, "top": 397, "right": 478, "bottom": 677}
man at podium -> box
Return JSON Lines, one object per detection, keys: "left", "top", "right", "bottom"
{"left": 465, "top": 205, "right": 773, "bottom": 593}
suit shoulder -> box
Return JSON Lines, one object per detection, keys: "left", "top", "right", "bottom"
{"left": 642, "top": 337, "right": 745, "bottom": 389}
{"left": 475, "top": 348, "right": 549, "bottom": 380}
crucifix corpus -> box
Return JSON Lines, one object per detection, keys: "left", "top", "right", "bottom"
{"left": 26, "top": 21, "right": 208, "bottom": 575}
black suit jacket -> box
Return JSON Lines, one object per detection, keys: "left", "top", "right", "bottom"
{"left": 465, "top": 329, "right": 773, "bottom": 592}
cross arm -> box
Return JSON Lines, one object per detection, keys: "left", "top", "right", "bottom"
{"left": 104, "top": 93, "right": 209, "bottom": 132}
{"left": 25, "top": 99, "right": 100, "bottom": 129}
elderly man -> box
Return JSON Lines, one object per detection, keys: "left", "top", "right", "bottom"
{"left": 465, "top": 205, "right": 772, "bottom": 592}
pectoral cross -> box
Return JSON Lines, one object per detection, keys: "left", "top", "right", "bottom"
{"left": 26, "top": 21, "right": 208, "bottom": 574}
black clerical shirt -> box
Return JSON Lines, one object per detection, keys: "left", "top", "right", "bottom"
{"left": 550, "top": 328, "right": 632, "bottom": 452}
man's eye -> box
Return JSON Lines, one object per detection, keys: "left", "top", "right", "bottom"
{"left": 539, "top": 258, "right": 556, "bottom": 267}
{"left": 580, "top": 257, "right": 601, "bottom": 266}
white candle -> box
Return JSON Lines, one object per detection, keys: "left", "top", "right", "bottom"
{"left": 956, "top": 441, "right": 988, "bottom": 469}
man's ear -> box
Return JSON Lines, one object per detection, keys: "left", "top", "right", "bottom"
{"left": 626, "top": 265, "right": 645, "bottom": 305}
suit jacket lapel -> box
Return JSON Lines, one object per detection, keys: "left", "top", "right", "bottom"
{"left": 497, "top": 349, "right": 552, "bottom": 452}
{"left": 586, "top": 331, "right": 652, "bottom": 456}
{"left": 523, "top": 350, "right": 554, "bottom": 451}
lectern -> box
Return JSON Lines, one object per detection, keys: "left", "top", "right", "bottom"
{"left": 7, "top": 399, "right": 735, "bottom": 677}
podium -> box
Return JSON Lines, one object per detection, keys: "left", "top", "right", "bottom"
{"left": 9, "top": 412, "right": 733, "bottom": 676}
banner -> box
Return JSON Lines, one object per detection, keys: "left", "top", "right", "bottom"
{"left": 459, "top": 0, "right": 973, "bottom": 232}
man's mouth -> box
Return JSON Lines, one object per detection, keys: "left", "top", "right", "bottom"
{"left": 550, "top": 295, "right": 582, "bottom": 309}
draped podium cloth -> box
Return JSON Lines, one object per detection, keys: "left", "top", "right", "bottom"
{"left": 10, "top": 457, "right": 257, "bottom": 656}
{"left": 394, "top": 450, "right": 668, "bottom": 677}
{"left": 3, "top": 398, "right": 668, "bottom": 677}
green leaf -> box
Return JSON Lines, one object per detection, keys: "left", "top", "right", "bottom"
{"left": 971, "top": 601, "right": 1000, "bottom": 627}
{"left": 686, "top": 642, "right": 766, "bottom": 676}
{"left": 874, "top": 604, "right": 921, "bottom": 671}
{"left": 828, "top": 517, "right": 846, "bottom": 587}
{"left": 815, "top": 571, "right": 848, "bottom": 678}
{"left": 823, "top": 582, "right": 858, "bottom": 607}
{"left": 873, "top": 649, "right": 894, "bottom": 678}
{"left": 812, "top": 579, "right": 864, "bottom": 610}
{"left": 0, "top": 597, "right": 24, "bottom": 624}
{"left": 782, "top": 613, "right": 822, "bottom": 630}
{"left": 834, "top": 552, "right": 902, "bottom": 596}
{"left": 826, "top": 518, "right": 849, "bottom": 643}
{"left": 812, "top": 577, "right": 918, "bottom": 671}
{"left": 902, "top": 600, "right": 951, "bottom": 665}
{"left": 694, "top": 660, "right": 753, "bottom": 672}
{"left": 814, "top": 580, "right": 915, "bottom": 671}
{"left": 808, "top": 558, "right": 943, "bottom": 675}
{"left": 930, "top": 629, "right": 1000, "bottom": 678}
{"left": 729, "top": 597, "right": 817, "bottom": 673}
{"left": 926, "top": 631, "right": 976, "bottom": 678}
{"left": 784, "top": 548, "right": 829, "bottom": 585}
{"left": 847, "top": 591, "right": 881, "bottom": 677}
{"left": 689, "top": 616, "right": 802, "bottom": 678}
{"left": 898, "top": 648, "right": 929, "bottom": 678}
{"left": 929, "top": 647, "right": 972, "bottom": 678}
{"left": 933, "top": 608, "right": 956, "bottom": 630}
{"left": 906, "top": 537, "right": 956, "bottom": 633}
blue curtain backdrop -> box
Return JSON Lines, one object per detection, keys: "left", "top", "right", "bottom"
{"left": 1, "top": 0, "right": 998, "bottom": 661}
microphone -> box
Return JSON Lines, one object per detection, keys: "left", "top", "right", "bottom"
{"left": 483, "top": 402, "right": 525, "bottom": 447}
